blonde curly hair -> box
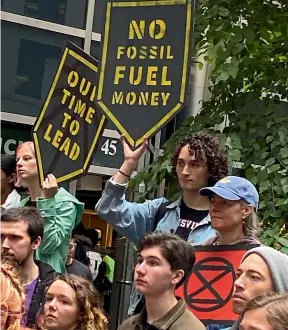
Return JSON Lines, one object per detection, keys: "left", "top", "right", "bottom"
{"left": 44, "top": 275, "right": 107, "bottom": 330}
{"left": 1, "top": 258, "right": 25, "bottom": 330}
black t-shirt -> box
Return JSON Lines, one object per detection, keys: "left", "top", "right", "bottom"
{"left": 143, "top": 321, "right": 152, "bottom": 330}
{"left": 66, "top": 259, "right": 93, "bottom": 282}
{"left": 175, "top": 200, "right": 209, "bottom": 241}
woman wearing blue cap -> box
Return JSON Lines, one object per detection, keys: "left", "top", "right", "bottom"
{"left": 200, "top": 176, "right": 261, "bottom": 245}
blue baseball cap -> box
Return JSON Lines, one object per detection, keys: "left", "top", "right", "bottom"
{"left": 200, "top": 176, "right": 259, "bottom": 210}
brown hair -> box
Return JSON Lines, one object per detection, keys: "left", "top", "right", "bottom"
{"left": 243, "top": 293, "right": 288, "bottom": 330}
{"left": 171, "top": 132, "right": 228, "bottom": 185}
{"left": 44, "top": 275, "right": 107, "bottom": 330}
{"left": 1, "top": 207, "right": 44, "bottom": 242}
{"left": 1, "top": 257, "right": 25, "bottom": 330}
{"left": 138, "top": 232, "right": 195, "bottom": 288}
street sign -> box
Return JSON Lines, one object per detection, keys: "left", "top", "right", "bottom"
{"left": 32, "top": 42, "right": 107, "bottom": 184}
{"left": 97, "top": 0, "right": 193, "bottom": 147}
{"left": 0, "top": 121, "right": 31, "bottom": 155}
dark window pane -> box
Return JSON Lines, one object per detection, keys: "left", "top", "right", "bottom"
{"left": 92, "top": 0, "right": 106, "bottom": 33}
{"left": 90, "top": 41, "right": 101, "bottom": 63}
{"left": 1, "top": 21, "right": 83, "bottom": 117}
{"left": 90, "top": 41, "right": 117, "bottom": 131}
{"left": 15, "top": 39, "right": 62, "bottom": 100}
{"left": 2, "top": 0, "right": 88, "bottom": 29}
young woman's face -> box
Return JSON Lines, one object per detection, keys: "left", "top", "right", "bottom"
{"left": 16, "top": 144, "right": 38, "bottom": 182}
{"left": 44, "top": 280, "right": 79, "bottom": 330}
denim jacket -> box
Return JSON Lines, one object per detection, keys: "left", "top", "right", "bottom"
{"left": 96, "top": 179, "right": 216, "bottom": 315}
{"left": 96, "top": 179, "right": 216, "bottom": 245}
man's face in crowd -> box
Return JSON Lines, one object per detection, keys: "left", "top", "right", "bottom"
{"left": 1, "top": 220, "right": 40, "bottom": 262}
{"left": 67, "top": 239, "right": 76, "bottom": 260}
{"left": 176, "top": 144, "right": 210, "bottom": 192}
{"left": 232, "top": 254, "right": 274, "bottom": 314}
{"left": 134, "top": 246, "right": 183, "bottom": 296}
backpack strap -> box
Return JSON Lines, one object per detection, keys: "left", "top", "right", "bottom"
{"left": 153, "top": 201, "right": 170, "bottom": 231}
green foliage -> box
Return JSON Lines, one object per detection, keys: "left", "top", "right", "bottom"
{"left": 132, "top": 0, "right": 288, "bottom": 252}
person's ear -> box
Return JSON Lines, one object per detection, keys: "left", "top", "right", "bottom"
{"left": 242, "top": 204, "right": 253, "bottom": 219}
{"left": 8, "top": 173, "right": 17, "bottom": 185}
{"left": 171, "top": 269, "right": 185, "bottom": 286}
{"left": 31, "top": 236, "right": 41, "bottom": 250}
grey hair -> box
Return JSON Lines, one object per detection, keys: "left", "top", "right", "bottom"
{"left": 243, "top": 209, "right": 261, "bottom": 237}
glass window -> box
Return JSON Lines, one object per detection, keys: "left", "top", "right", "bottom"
{"left": 90, "top": 41, "right": 117, "bottom": 131}
{"left": 92, "top": 0, "right": 106, "bottom": 33}
{"left": 90, "top": 40, "right": 101, "bottom": 62}
{"left": 2, "top": 0, "right": 88, "bottom": 29}
{"left": 1, "top": 21, "right": 83, "bottom": 117}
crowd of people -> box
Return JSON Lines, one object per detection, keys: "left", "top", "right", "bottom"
{"left": 1, "top": 132, "right": 288, "bottom": 330}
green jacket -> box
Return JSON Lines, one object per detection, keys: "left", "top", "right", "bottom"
{"left": 19, "top": 188, "right": 84, "bottom": 273}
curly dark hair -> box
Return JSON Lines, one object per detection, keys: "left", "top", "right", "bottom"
{"left": 171, "top": 132, "right": 228, "bottom": 186}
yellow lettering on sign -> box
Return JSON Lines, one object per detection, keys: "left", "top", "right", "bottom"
{"left": 69, "top": 143, "right": 80, "bottom": 160}
{"left": 149, "top": 19, "right": 166, "bottom": 39}
{"left": 62, "top": 112, "right": 72, "bottom": 128}
{"left": 68, "top": 71, "right": 79, "bottom": 88}
{"left": 44, "top": 124, "right": 53, "bottom": 142}
{"left": 111, "top": 91, "right": 170, "bottom": 106}
{"left": 129, "top": 66, "right": 143, "bottom": 85}
{"left": 146, "top": 66, "right": 158, "bottom": 86}
{"left": 126, "top": 92, "right": 137, "bottom": 105}
{"left": 79, "top": 78, "right": 91, "bottom": 96}
{"left": 68, "top": 94, "right": 76, "bottom": 110}
{"left": 161, "top": 92, "right": 170, "bottom": 105}
{"left": 112, "top": 92, "right": 124, "bottom": 104}
{"left": 151, "top": 92, "right": 159, "bottom": 106}
{"left": 117, "top": 46, "right": 125, "bottom": 59}
{"left": 166, "top": 46, "right": 174, "bottom": 59}
{"left": 85, "top": 107, "right": 95, "bottom": 124}
{"left": 90, "top": 86, "right": 97, "bottom": 102}
{"left": 127, "top": 46, "right": 137, "bottom": 59}
{"left": 128, "top": 20, "right": 145, "bottom": 40}
{"left": 139, "top": 92, "right": 149, "bottom": 105}
{"left": 149, "top": 46, "right": 158, "bottom": 60}
{"left": 61, "top": 89, "right": 71, "bottom": 105}
{"left": 52, "top": 130, "right": 63, "bottom": 148}
{"left": 59, "top": 137, "right": 71, "bottom": 156}
{"left": 74, "top": 99, "right": 86, "bottom": 117}
{"left": 161, "top": 66, "right": 171, "bottom": 86}
{"left": 114, "top": 66, "right": 126, "bottom": 84}
{"left": 69, "top": 120, "right": 80, "bottom": 136}
{"left": 139, "top": 46, "right": 148, "bottom": 60}
{"left": 128, "top": 19, "right": 166, "bottom": 40}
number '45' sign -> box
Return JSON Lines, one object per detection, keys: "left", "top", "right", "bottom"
{"left": 101, "top": 139, "right": 117, "bottom": 156}
{"left": 92, "top": 137, "right": 124, "bottom": 169}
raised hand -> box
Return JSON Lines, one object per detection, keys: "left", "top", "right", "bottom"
{"left": 42, "top": 174, "right": 58, "bottom": 199}
{"left": 114, "top": 136, "right": 148, "bottom": 183}
{"left": 121, "top": 135, "right": 148, "bottom": 167}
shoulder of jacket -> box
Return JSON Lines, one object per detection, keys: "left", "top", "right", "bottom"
{"left": 55, "top": 188, "right": 82, "bottom": 204}
{"left": 117, "top": 316, "right": 136, "bottom": 330}
{"left": 171, "top": 309, "right": 206, "bottom": 330}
